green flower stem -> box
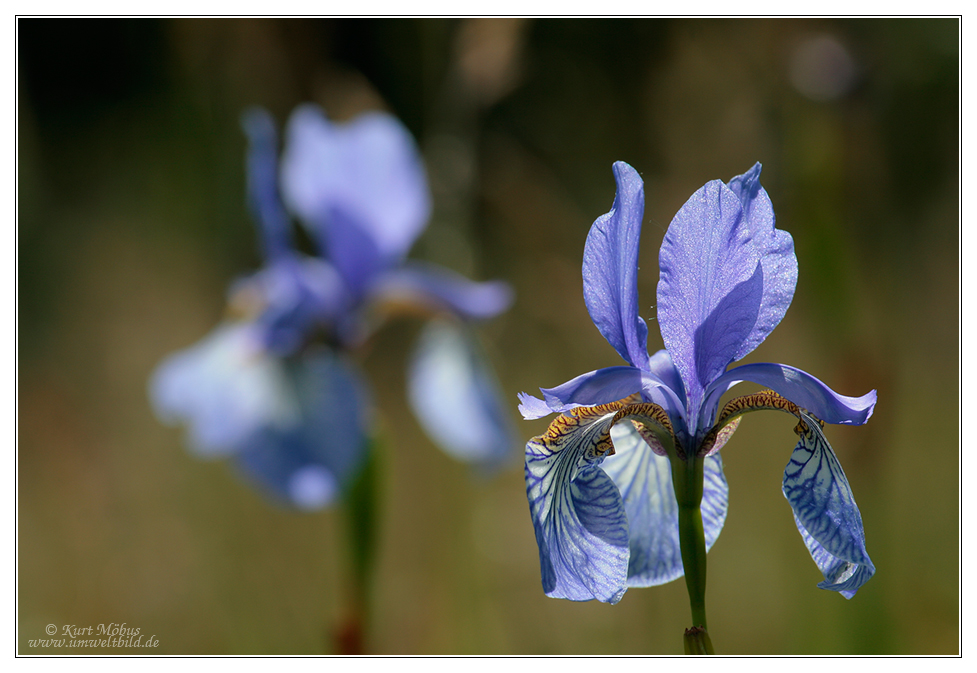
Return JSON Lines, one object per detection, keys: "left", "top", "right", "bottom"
{"left": 336, "top": 432, "right": 383, "bottom": 655}
{"left": 670, "top": 454, "right": 714, "bottom": 654}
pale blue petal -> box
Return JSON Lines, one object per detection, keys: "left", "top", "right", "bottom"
{"left": 602, "top": 424, "right": 728, "bottom": 587}
{"left": 408, "top": 320, "right": 515, "bottom": 467}
{"left": 370, "top": 262, "right": 513, "bottom": 321}
{"left": 703, "top": 362, "right": 877, "bottom": 433}
{"left": 582, "top": 161, "right": 650, "bottom": 370}
{"left": 601, "top": 423, "right": 681, "bottom": 585}
{"left": 525, "top": 408, "right": 630, "bottom": 603}
{"left": 701, "top": 453, "right": 730, "bottom": 554}
{"left": 148, "top": 323, "right": 300, "bottom": 457}
{"left": 279, "top": 105, "right": 431, "bottom": 293}
{"left": 645, "top": 349, "right": 691, "bottom": 442}
{"left": 235, "top": 349, "right": 372, "bottom": 509}
{"left": 517, "top": 391, "right": 555, "bottom": 420}
{"left": 541, "top": 366, "right": 645, "bottom": 411}
{"left": 646, "top": 349, "right": 686, "bottom": 407}
{"left": 782, "top": 413, "right": 875, "bottom": 598}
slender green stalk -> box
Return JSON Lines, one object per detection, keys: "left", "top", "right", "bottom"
{"left": 335, "top": 433, "right": 383, "bottom": 655}
{"left": 670, "top": 454, "right": 715, "bottom": 654}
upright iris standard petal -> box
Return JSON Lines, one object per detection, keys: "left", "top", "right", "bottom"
{"left": 657, "top": 167, "right": 798, "bottom": 424}
{"left": 657, "top": 179, "right": 763, "bottom": 416}
{"left": 408, "top": 320, "right": 515, "bottom": 467}
{"left": 582, "top": 161, "right": 650, "bottom": 371}
{"left": 242, "top": 107, "right": 293, "bottom": 262}
{"left": 782, "top": 414, "right": 875, "bottom": 598}
{"left": 148, "top": 323, "right": 300, "bottom": 457}
{"left": 525, "top": 404, "right": 631, "bottom": 603}
{"left": 725, "top": 164, "right": 798, "bottom": 363}
{"left": 279, "top": 105, "right": 431, "bottom": 294}
{"left": 235, "top": 349, "right": 372, "bottom": 510}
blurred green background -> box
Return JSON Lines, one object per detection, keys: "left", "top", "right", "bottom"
{"left": 18, "top": 18, "right": 958, "bottom": 655}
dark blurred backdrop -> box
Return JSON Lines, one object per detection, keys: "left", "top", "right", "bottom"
{"left": 18, "top": 17, "right": 959, "bottom": 654}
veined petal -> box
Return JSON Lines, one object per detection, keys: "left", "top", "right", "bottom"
{"left": 525, "top": 403, "right": 632, "bottom": 603}
{"left": 657, "top": 166, "right": 796, "bottom": 417}
{"left": 148, "top": 323, "right": 300, "bottom": 457}
{"left": 280, "top": 105, "right": 431, "bottom": 292}
{"left": 369, "top": 262, "right": 513, "bottom": 321}
{"left": 601, "top": 423, "right": 728, "bottom": 587}
{"left": 582, "top": 161, "right": 650, "bottom": 370}
{"left": 235, "top": 348, "right": 372, "bottom": 510}
{"left": 698, "top": 390, "right": 875, "bottom": 597}
{"left": 703, "top": 362, "right": 876, "bottom": 433}
{"left": 241, "top": 107, "right": 292, "bottom": 263}
{"left": 408, "top": 320, "right": 515, "bottom": 468}
{"left": 783, "top": 413, "right": 875, "bottom": 598}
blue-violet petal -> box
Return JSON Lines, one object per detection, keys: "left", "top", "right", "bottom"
{"left": 525, "top": 406, "right": 631, "bottom": 603}
{"left": 235, "top": 348, "right": 372, "bottom": 510}
{"left": 782, "top": 413, "right": 875, "bottom": 598}
{"left": 582, "top": 161, "right": 650, "bottom": 370}
{"left": 279, "top": 105, "right": 431, "bottom": 293}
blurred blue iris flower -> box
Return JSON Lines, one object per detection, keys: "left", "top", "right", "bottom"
{"left": 519, "top": 161, "right": 876, "bottom": 604}
{"left": 151, "top": 105, "right": 514, "bottom": 509}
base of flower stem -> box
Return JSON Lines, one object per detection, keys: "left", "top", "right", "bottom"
{"left": 683, "top": 626, "right": 715, "bottom": 655}
{"left": 334, "top": 614, "right": 364, "bottom": 655}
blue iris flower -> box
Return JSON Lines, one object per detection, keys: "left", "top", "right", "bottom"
{"left": 519, "top": 161, "right": 876, "bottom": 605}
{"left": 150, "top": 105, "right": 515, "bottom": 509}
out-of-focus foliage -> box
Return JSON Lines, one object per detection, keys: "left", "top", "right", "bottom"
{"left": 18, "top": 18, "right": 958, "bottom": 654}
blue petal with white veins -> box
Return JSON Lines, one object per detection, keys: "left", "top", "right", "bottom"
{"left": 782, "top": 413, "right": 875, "bottom": 598}
{"left": 525, "top": 404, "right": 631, "bottom": 603}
